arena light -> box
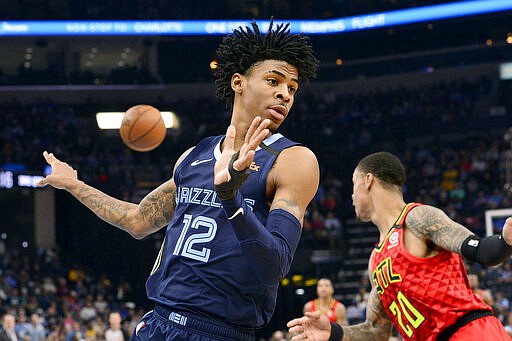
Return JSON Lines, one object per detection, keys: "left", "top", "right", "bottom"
{"left": 96, "top": 111, "right": 179, "bottom": 129}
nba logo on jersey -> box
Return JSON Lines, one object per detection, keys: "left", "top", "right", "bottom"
{"left": 387, "top": 231, "right": 399, "bottom": 249}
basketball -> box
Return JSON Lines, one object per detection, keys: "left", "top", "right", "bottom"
{"left": 120, "top": 104, "right": 166, "bottom": 152}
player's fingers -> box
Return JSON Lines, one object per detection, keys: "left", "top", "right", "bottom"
{"left": 223, "top": 125, "right": 236, "bottom": 152}
{"left": 242, "top": 119, "right": 270, "bottom": 154}
{"left": 288, "top": 324, "right": 301, "bottom": 334}
{"left": 290, "top": 331, "right": 306, "bottom": 341}
{"left": 287, "top": 318, "right": 300, "bottom": 328}
{"left": 244, "top": 116, "right": 262, "bottom": 145}
{"left": 305, "top": 311, "right": 322, "bottom": 319}
{"left": 232, "top": 150, "right": 254, "bottom": 171}
{"left": 43, "top": 151, "right": 61, "bottom": 165}
{"left": 249, "top": 127, "right": 270, "bottom": 150}
{"left": 36, "top": 177, "right": 48, "bottom": 187}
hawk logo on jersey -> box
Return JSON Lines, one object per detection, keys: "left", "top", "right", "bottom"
{"left": 387, "top": 231, "right": 399, "bottom": 249}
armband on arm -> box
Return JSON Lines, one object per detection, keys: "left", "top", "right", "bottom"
{"left": 329, "top": 322, "right": 344, "bottom": 341}
{"left": 461, "top": 234, "right": 512, "bottom": 266}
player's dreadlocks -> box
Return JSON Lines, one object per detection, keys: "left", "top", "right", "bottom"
{"left": 213, "top": 18, "right": 319, "bottom": 107}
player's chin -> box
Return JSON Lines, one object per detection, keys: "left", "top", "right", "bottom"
{"left": 267, "top": 118, "right": 283, "bottom": 132}
{"left": 354, "top": 209, "right": 368, "bottom": 222}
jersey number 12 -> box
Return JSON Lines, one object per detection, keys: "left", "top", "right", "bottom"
{"left": 172, "top": 214, "right": 217, "bottom": 262}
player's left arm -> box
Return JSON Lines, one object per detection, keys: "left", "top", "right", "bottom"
{"left": 269, "top": 145, "right": 320, "bottom": 224}
{"left": 230, "top": 146, "right": 318, "bottom": 286}
{"left": 215, "top": 117, "right": 319, "bottom": 285}
{"left": 405, "top": 205, "right": 512, "bottom": 266}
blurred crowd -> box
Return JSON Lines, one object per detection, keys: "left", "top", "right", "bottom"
{"left": 0, "top": 248, "right": 146, "bottom": 340}
{"left": 1, "top": 71, "right": 512, "bottom": 339}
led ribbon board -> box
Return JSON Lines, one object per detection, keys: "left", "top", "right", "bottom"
{"left": 1, "top": 0, "right": 511, "bottom": 36}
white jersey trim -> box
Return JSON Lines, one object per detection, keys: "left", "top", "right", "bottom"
{"left": 214, "top": 133, "right": 284, "bottom": 161}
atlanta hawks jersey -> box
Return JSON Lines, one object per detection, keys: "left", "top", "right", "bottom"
{"left": 146, "top": 133, "right": 299, "bottom": 328}
{"left": 308, "top": 299, "right": 341, "bottom": 322}
{"left": 370, "top": 203, "right": 491, "bottom": 340}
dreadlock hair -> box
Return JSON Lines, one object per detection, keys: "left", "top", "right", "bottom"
{"left": 213, "top": 18, "right": 319, "bottom": 108}
{"left": 356, "top": 152, "right": 406, "bottom": 189}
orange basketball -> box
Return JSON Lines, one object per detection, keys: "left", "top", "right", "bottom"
{"left": 120, "top": 105, "right": 166, "bottom": 152}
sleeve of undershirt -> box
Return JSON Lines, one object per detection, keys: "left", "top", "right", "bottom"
{"left": 221, "top": 191, "right": 302, "bottom": 286}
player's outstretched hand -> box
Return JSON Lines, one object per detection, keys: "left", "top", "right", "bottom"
{"left": 287, "top": 311, "right": 332, "bottom": 341}
{"left": 502, "top": 217, "right": 512, "bottom": 246}
{"left": 214, "top": 116, "right": 270, "bottom": 186}
{"left": 37, "top": 151, "right": 79, "bottom": 190}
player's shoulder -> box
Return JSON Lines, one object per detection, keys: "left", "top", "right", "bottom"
{"left": 405, "top": 204, "right": 446, "bottom": 224}
{"left": 278, "top": 145, "right": 318, "bottom": 165}
{"left": 303, "top": 300, "right": 313, "bottom": 310}
{"left": 173, "top": 135, "right": 222, "bottom": 172}
{"left": 272, "top": 146, "right": 319, "bottom": 183}
{"left": 174, "top": 146, "right": 196, "bottom": 171}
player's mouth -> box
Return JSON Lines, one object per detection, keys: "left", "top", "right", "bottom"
{"left": 268, "top": 105, "right": 287, "bottom": 120}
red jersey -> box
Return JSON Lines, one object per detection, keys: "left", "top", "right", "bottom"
{"left": 308, "top": 299, "right": 341, "bottom": 322}
{"left": 369, "top": 203, "right": 491, "bottom": 340}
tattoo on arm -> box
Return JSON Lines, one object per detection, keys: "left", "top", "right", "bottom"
{"left": 139, "top": 180, "right": 177, "bottom": 229}
{"left": 343, "top": 288, "right": 392, "bottom": 341}
{"left": 73, "top": 185, "right": 138, "bottom": 228}
{"left": 270, "top": 198, "right": 302, "bottom": 220}
{"left": 73, "top": 180, "right": 176, "bottom": 231}
{"left": 406, "top": 205, "right": 473, "bottom": 253}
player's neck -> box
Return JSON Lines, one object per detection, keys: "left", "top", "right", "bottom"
{"left": 317, "top": 297, "right": 333, "bottom": 306}
{"left": 372, "top": 191, "right": 406, "bottom": 239}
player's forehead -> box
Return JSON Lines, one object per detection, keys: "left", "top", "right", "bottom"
{"left": 248, "top": 60, "right": 299, "bottom": 80}
{"left": 352, "top": 169, "right": 360, "bottom": 183}
{"left": 318, "top": 279, "right": 332, "bottom": 286}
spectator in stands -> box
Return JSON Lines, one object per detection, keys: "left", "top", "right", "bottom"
{"left": 14, "top": 310, "right": 30, "bottom": 341}
{"left": 323, "top": 211, "right": 343, "bottom": 249}
{"left": 303, "top": 278, "right": 348, "bottom": 326}
{"left": 468, "top": 273, "right": 494, "bottom": 307}
{"left": 0, "top": 313, "right": 18, "bottom": 341}
{"left": 268, "top": 329, "right": 289, "bottom": 341}
{"left": 105, "top": 312, "right": 125, "bottom": 341}
{"left": 24, "top": 313, "right": 45, "bottom": 341}
{"left": 504, "top": 310, "right": 512, "bottom": 337}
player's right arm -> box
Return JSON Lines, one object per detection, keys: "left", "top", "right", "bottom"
{"left": 341, "top": 286, "right": 393, "bottom": 340}
{"left": 38, "top": 148, "right": 193, "bottom": 239}
{"left": 405, "top": 205, "right": 512, "bottom": 266}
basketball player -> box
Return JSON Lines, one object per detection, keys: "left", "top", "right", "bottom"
{"left": 303, "top": 278, "right": 348, "bottom": 326}
{"left": 38, "top": 19, "right": 319, "bottom": 341}
{"left": 288, "top": 152, "right": 512, "bottom": 340}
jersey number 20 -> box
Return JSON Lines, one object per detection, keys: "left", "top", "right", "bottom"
{"left": 389, "top": 291, "right": 425, "bottom": 337}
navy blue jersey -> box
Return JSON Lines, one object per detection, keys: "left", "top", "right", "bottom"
{"left": 146, "top": 133, "right": 300, "bottom": 328}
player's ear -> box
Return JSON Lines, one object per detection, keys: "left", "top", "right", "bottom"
{"left": 231, "top": 73, "right": 244, "bottom": 94}
{"left": 365, "top": 173, "right": 374, "bottom": 190}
